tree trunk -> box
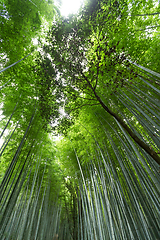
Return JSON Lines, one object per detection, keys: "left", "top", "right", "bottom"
{"left": 94, "top": 92, "right": 160, "bottom": 165}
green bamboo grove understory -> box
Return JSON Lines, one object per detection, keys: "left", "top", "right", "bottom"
{"left": 0, "top": 59, "right": 160, "bottom": 239}
{"left": 0, "top": 0, "right": 160, "bottom": 239}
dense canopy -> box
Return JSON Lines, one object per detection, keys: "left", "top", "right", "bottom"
{"left": 0, "top": 0, "right": 160, "bottom": 239}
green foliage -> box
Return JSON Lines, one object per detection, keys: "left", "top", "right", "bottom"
{"left": 0, "top": 0, "right": 57, "bottom": 63}
{"left": 0, "top": 0, "right": 160, "bottom": 239}
{"left": 38, "top": 0, "right": 159, "bottom": 133}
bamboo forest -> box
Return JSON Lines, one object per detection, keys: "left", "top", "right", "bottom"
{"left": 0, "top": 0, "right": 160, "bottom": 239}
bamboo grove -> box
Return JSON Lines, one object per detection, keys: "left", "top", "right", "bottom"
{"left": 0, "top": 0, "right": 160, "bottom": 239}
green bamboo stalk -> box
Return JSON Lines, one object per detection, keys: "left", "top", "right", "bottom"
{"left": 0, "top": 54, "right": 31, "bottom": 74}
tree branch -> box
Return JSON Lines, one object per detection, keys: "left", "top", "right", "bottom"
{"left": 129, "top": 12, "right": 160, "bottom": 17}
{"left": 94, "top": 92, "right": 160, "bottom": 166}
{"left": 80, "top": 70, "right": 160, "bottom": 165}
{"left": 68, "top": 103, "right": 100, "bottom": 114}
{"left": 68, "top": 91, "right": 97, "bottom": 101}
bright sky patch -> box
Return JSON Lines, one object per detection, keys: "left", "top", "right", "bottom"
{"left": 60, "top": 0, "right": 84, "bottom": 16}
